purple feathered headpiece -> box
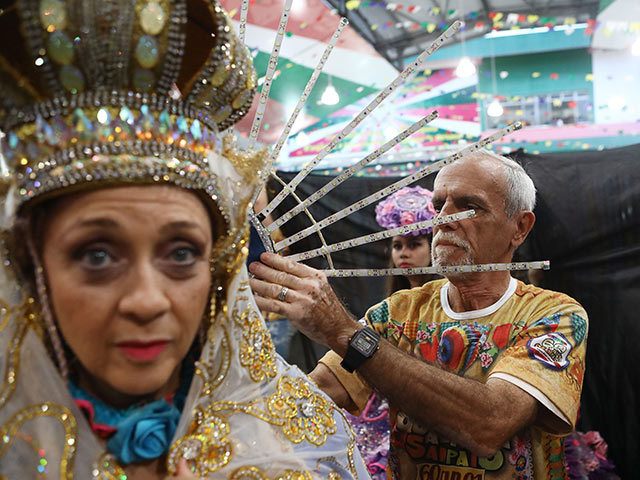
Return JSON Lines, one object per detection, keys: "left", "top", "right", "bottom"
{"left": 375, "top": 186, "right": 436, "bottom": 236}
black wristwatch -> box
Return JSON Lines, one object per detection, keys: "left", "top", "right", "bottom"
{"left": 340, "top": 327, "right": 381, "bottom": 373}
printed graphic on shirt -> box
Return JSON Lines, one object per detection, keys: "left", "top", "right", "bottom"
{"left": 392, "top": 421, "right": 534, "bottom": 480}
{"left": 527, "top": 332, "right": 572, "bottom": 370}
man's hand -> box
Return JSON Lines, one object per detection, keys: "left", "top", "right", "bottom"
{"left": 249, "top": 252, "right": 358, "bottom": 354}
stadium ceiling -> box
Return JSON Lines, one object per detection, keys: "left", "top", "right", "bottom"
{"left": 323, "top": 0, "right": 602, "bottom": 70}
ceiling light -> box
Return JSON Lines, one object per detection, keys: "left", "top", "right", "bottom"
{"left": 320, "top": 77, "right": 340, "bottom": 105}
{"left": 487, "top": 98, "right": 504, "bottom": 117}
{"left": 455, "top": 56, "right": 476, "bottom": 78}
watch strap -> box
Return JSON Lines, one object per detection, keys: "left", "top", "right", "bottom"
{"left": 340, "top": 327, "right": 380, "bottom": 373}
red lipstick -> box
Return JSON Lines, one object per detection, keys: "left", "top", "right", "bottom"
{"left": 116, "top": 340, "right": 169, "bottom": 361}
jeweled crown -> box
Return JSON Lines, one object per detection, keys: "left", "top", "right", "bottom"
{"left": 0, "top": 0, "right": 258, "bottom": 209}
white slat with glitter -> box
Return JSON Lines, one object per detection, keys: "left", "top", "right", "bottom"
{"left": 273, "top": 121, "right": 522, "bottom": 251}
{"left": 238, "top": 0, "right": 249, "bottom": 44}
{"left": 247, "top": 0, "right": 293, "bottom": 149}
{"left": 257, "top": 20, "right": 463, "bottom": 219}
{"left": 266, "top": 111, "right": 439, "bottom": 232}
{"left": 324, "top": 261, "right": 551, "bottom": 277}
{"left": 269, "top": 18, "right": 349, "bottom": 166}
{"left": 287, "top": 209, "right": 476, "bottom": 262}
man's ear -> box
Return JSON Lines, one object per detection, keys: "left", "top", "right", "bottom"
{"left": 511, "top": 211, "right": 535, "bottom": 249}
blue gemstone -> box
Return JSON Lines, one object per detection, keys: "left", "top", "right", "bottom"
{"left": 8, "top": 132, "right": 19, "bottom": 149}
{"left": 119, "top": 106, "right": 135, "bottom": 125}
{"left": 176, "top": 115, "right": 188, "bottom": 133}
{"left": 72, "top": 108, "right": 94, "bottom": 140}
{"left": 190, "top": 119, "right": 202, "bottom": 140}
{"left": 158, "top": 109, "right": 171, "bottom": 135}
{"left": 138, "top": 104, "right": 155, "bottom": 133}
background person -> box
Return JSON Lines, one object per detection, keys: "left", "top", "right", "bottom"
{"left": 348, "top": 186, "right": 439, "bottom": 479}
{"left": 249, "top": 150, "right": 588, "bottom": 479}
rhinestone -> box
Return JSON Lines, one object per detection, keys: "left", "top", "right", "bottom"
{"left": 139, "top": 1, "right": 167, "bottom": 35}
{"left": 135, "top": 35, "right": 160, "bottom": 69}
{"left": 133, "top": 68, "right": 155, "bottom": 92}
{"left": 47, "top": 31, "right": 74, "bottom": 65}
{"left": 96, "top": 107, "right": 111, "bottom": 125}
{"left": 59, "top": 65, "right": 85, "bottom": 93}
{"left": 39, "top": 0, "right": 68, "bottom": 31}
{"left": 182, "top": 439, "right": 202, "bottom": 459}
{"left": 301, "top": 400, "right": 315, "bottom": 417}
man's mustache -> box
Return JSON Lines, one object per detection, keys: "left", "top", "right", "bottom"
{"left": 432, "top": 231, "right": 472, "bottom": 253}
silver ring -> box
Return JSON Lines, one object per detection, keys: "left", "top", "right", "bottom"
{"left": 278, "top": 286, "right": 289, "bottom": 302}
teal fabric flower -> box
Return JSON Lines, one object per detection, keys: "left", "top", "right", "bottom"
{"left": 107, "top": 400, "right": 180, "bottom": 464}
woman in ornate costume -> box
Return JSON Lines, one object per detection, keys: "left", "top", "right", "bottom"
{"left": 0, "top": 0, "right": 369, "bottom": 478}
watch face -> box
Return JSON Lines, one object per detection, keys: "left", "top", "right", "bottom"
{"left": 354, "top": 331, "right": 378, "bottom": 355}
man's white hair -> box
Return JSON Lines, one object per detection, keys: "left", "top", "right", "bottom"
{"left": 464, "top": 149, "right": 536, "bottom": 217}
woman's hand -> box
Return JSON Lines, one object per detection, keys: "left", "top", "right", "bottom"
{"left": 165, "top": 458, "right": 203, "bottom": 479}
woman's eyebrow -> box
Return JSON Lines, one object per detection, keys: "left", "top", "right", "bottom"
{"left": 159, "top": 221, "right": 208, "bottom": 236}
{"left": 71, "top": 217, "right": 119, "bottom": 230}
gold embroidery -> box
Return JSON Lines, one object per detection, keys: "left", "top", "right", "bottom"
{"left": 0, "top": 403, "right": 77, "bottom": 479}
{"left": 230, "top": 466, "right": 267, "bottom": 480}
{"left": 277, "top": 470, "right": 313, "bottom": 480}
{"left": 0, "top": 299, "right": 10, "bottom": 332}
{"left": 91, "top": 452, "right": 126, "bottom": 479}
{"left": 167, "top": 406, "right": 233, "bottom": 476}
{"left": 266, "top": 376, "right": 337, "bottom": 446}
{"left": 196, "top": 322, "right": 232, "bottom": 396}
{"left": 232, "top": 297, "right": 277, "bottom": 383}
{"left": 229, "top": 466, "right": 314, "bottom": 480}
{"left": 333, "top": 409, "right": 358, "bottom": 477}
{"left": 0, "top": 315, "right": 28, "bottom": 409}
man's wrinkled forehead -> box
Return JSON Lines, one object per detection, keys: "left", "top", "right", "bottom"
{"left": 432, "top": 158, "right": 507, "bottom": 207}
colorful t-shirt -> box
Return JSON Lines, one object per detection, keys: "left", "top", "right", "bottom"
{"left": 320, "top": 278, "right": 588, "bottom": 480}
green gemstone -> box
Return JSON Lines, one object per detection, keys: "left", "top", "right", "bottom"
{"left": 39, "top": 0, "right": 68, "bottom": 31}
{"left": 232, "top": 89, "right": 252, "bottom": 109}
{"left": 47, "top": 31, "right": 74, "bottom": 65}
{"left": 139, "top": 1, "right": 166, "bottom": 35}
{"left": 135, "top": 35, "right": 160, "bottom": 69}
{"left": 59, "top": 65, "right": 84, "bottom": 93}
{"left": 132, "top": 68, "right": 155, "bottom": 92}
{"left": 212, "top": 105, "right": 232, "bottom": 124}
{"left": 210, "top": 63, "right": 231, "bottom": 87}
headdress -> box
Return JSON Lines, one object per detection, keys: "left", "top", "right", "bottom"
{"left": 375, "top": 186, "right": 435, "bottom": 236}
{"left": 0, "top": 0, "right": 264, "bottom": 262}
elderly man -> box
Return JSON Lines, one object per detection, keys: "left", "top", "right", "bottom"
{"left": 249, "top": 150, "right": 587, "bottom": 480}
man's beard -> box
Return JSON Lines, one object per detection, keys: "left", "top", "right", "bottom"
{"left": 431, "top": 231, "right": 474, "bottom": 269}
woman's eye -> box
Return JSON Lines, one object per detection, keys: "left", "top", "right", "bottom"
{"left": 170, "top": 246, "right": 199, "bottom": 264}
{"left": 80, "top": 249, "right": 113, "bottom": 268}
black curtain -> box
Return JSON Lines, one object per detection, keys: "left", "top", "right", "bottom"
{"left": 267, "top": 143, "right": 639, "bottom": 477}
{"left": 514, "top": 144, "right": 640, "bottom": 480}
